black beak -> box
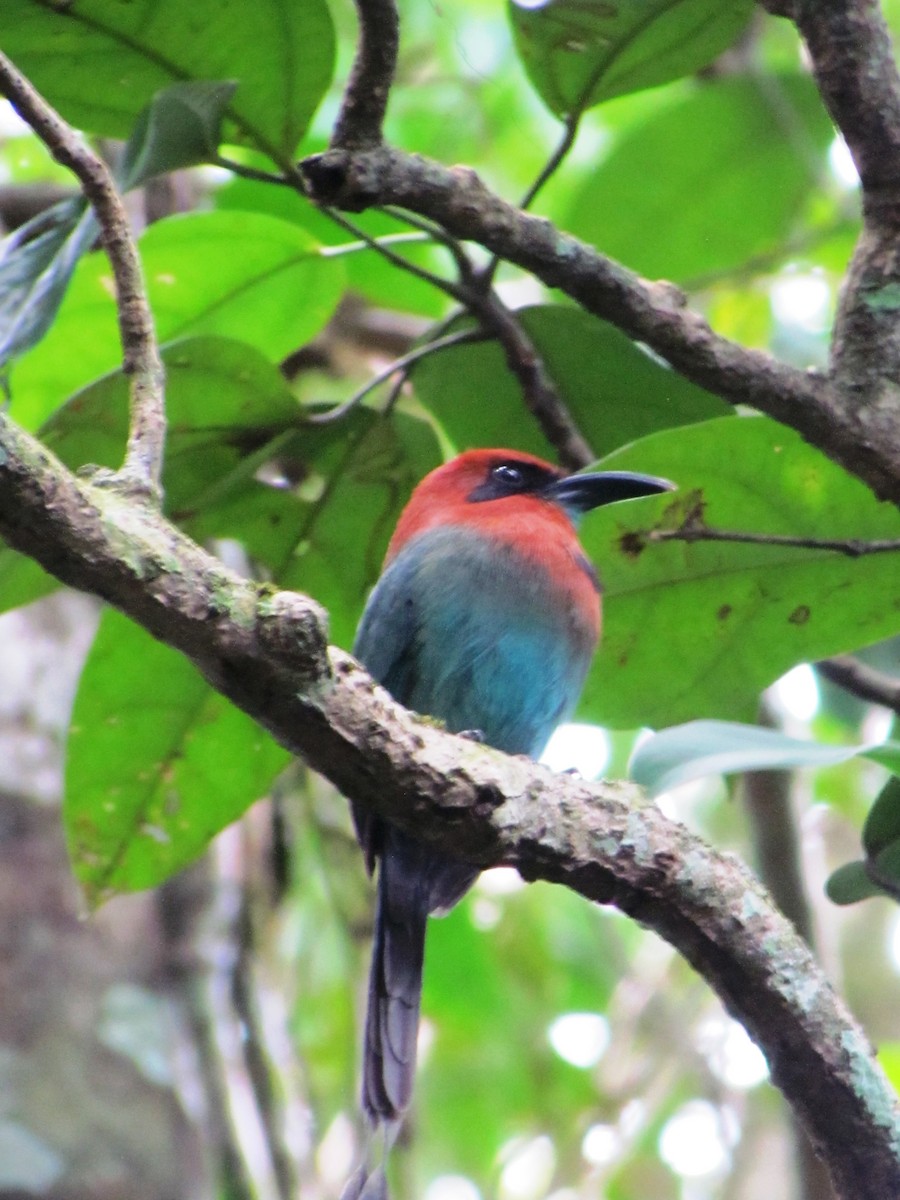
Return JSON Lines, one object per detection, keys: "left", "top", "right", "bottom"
{"left": 545, "top": 469, "right": 675, "bottom": 514}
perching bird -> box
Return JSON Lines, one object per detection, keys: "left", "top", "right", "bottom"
{"left": 350, "top": 449, "right": 672, "bottom": 1163}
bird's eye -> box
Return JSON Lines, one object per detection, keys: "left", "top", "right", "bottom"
{"left": 492, "top": 464, "right": 524, "bottom": 488}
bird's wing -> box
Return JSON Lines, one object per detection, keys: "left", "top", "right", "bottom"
{"left": 351, "top": 551, "right": 422, "bottom": 872}
{"left": 353, "top": 550, "right": 421, "bottom": 703}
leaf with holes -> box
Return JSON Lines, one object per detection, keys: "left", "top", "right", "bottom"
{"left": 574, "top": 415, "right": 900, "bottom": 728}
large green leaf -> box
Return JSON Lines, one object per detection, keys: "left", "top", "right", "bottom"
{"left": 65, "top": 608, "right": 290, "bottom": 902}
{"left": 172, "top": 407, "right": 444, "bottom": 646}
{"left": 411, "top": 305, "right": 729, "bottom": 457}
{"left": 509, "top": 0, "right": 754, "bottom": 116}
{"left": 215, "top": 177, "right": 451, "bottom": 319}
{"left": 40, "top": 336, "right": 302, "bottom": 512}
{"left": 576, "top": 415, "right": 900, "bottom": 728}
{"left": 10, "top": 211, "right": 345, "bottom": 429}
{"left": 0, "top": 0, "right": 334, "bottom": 160}
{"left": 566, "top": 75, "right": 835, "bottom": 284}
{"left": 629, "top": 720, "right": 875, "bottom": 796}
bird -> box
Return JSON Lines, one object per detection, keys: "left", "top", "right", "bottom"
{"left": 348, "top": 448, "right": 672, "bottom": 1189}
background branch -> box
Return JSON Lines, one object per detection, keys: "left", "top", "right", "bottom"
{"left": 817, "top": 655, "right": 900, "bottom": 715}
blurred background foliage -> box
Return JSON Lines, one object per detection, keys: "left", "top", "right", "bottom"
{"left": 1, "top": 2, "right": 900, "bottom": 1199}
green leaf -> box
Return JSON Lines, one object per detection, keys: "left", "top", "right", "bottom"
{"left": 411, "top": 306, "right": 729, "bottom": 458}
{"left": 41, "top": 335, "right": 302, "bottom": 513}
{"left": 119, "top": 80, "right": 239, "bottom": 191}
{"left": 862, "top": 775, "right": 900, "bottom": 857}
{"left": 509, "top": 0, "right": 754, "bottom": 116}
{"left": 11, "top": 211, "right": 345, "bottom": 428}
{"left": 825, "top": 861, "right": 886, "bottom": 906}
{"left": 577, "top": 415, "right": 900, "bottom": 728}
{"left": 0, "top": 78, "right": 240, "bottom": 377}
{"left": 565, "top": 75, "right": 834, "bottom": 283}
{"left": 874, "top": 840, "right": 900, "bottom": 894}
{"left": 864, "top": 740, "right": 900, "bottom": 777}
{"left": 0, "top": 0, "right": 335, "bottom": 160}
{"left": 629, "top": 719, "right": 867, "bottom": 796}
{"left": 0, "top": 199, "right": 97, "bottom": 372}
{"left": 65, "top": 608, "right": 290, "bottom": 902}
{"left": 216, "top": 177, "right": 450, "bottom": 319}
{"left": 0, "top": 551, "right": 61, "bottom": 616}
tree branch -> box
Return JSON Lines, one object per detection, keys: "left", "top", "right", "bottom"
{"left": 454, "top": 282, "right": 594, "bottom": 470}
{"left": 331, "top": 0, "right": 399, "bottom": 149}
{"left": 0, "top": 411, "right": 897, "bottom": 1198}
{"left": 760, "top": 0, "right": 900, "bottom": 192}
{"left": 304, "top": 328, "right": 486, "bottom": 425}
{"left": 647, "top": 526, "right": 900, "bottom": 557}
{"left": 0, "top": 51, "right": 165, "bottom": 501}
{"left": 760, "top": 2, "right": 900, "bottom": 481}
{"left": 817, "top": 655, "right": 900, "bottom": 715}
{"left": 299, "top": 146, "right": 900, "bottom": 504}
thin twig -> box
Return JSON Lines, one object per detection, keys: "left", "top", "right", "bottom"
{"left": 469, "top": 289, "right": 594, "bottom": 469}
{"left": 0, "top": 51, "right": 165, "bottom": 501}
{"left": 304, "top": 328, "right": 486, "bottom": 425}
{"left": 214, "top": 154, "right": 293, "bottom": 187}
{"left": 380, "top": 205, "right": 476, "bottom": 279}
{"left": 322, "top": 206, "right": 470, "bottom": 304}
{"left": 332, "top": 0, "right": 400, "bottom": 149}
{"left": 817, "top": 656, "right": 900, "bottom": 715}
{"left": 741, "top": 699, "right": 836, "bottom": 1200}
{"left": 648, "top": 526, "right": 900, "bottom": 557}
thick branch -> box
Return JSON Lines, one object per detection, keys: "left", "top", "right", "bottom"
{"left": 0, "top": 51, "right": 165, "bottom": 499}
{"left": 760, "top": 0, "right": 900, "bottom": 192}
{"left": 760, "top": 2, "right": 900, "bottom": 471}
{"left": 300, "top": 147, "right": 900, "bottom": 504}
{"left": 331, "top": 0, "right": 399, "bottom": 148}
{"left": 0, "top": 411, "right": 897, "bottom": 1198}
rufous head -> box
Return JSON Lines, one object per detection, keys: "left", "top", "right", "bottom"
{"left": 386, "top": 448, "right": 673, "bottom": 562}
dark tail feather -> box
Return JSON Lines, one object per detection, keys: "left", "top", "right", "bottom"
{"left": 362, "top": 851, "right": 428, "bottom": 1126}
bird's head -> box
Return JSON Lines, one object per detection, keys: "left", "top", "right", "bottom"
{"left": 387, "top": 449, "right": 674, "bottom": 561}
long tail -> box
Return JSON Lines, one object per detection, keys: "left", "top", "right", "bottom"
{"left": 363, "top": 836, "right": 429, "bottom": 1126}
